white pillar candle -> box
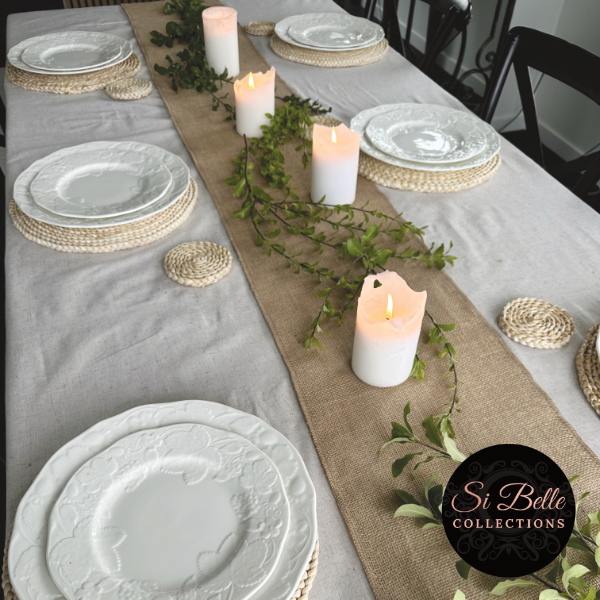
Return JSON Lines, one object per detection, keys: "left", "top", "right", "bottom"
{"left": 202, "top": 6, "right": 239, "bottom": 78}
{"left": 311, "top": 124, "right": 360, "bottom": 206}
{"left": 352, "top": 271, "right": 427, "bottom": 388}
{"left": 234, "top": 68, "right": 276, "bottom": 139}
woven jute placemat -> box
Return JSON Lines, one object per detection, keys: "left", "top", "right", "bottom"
{"left": 576, "top": 323, "right": 600, "bottom": 416}
{"left": 6, "top": 54, "right": 141, "bottom": 94}
{"left": 270, "top": 33, "right": 388, "bottom": 68}
{"left": 2, "top": 523, "right": 319, "bottom": 600}
{"left": 164, "top": 241, "right": 233, "bottom": 287}
{"left": 498, "top": 297, "right": 576, "bottom": 349}
{"left": 10, "top": 179, "right": 197, "bottom": 253}
{"left": 307, "top": 116, "right": 501, "bottom": 192}
{"left": 105, "top": 77, "right": 153, "bottom": 100}
{"left": 244, "top": 20, "right": 276, "bottom": 36}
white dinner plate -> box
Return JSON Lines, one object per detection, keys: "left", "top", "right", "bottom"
{"left": 7, "top": 32, "right": 132, "bottom": 75}
{"left": 287, "top": 14, "right": 384, "bottom": 49}
{"left": 21, "top": 32, "right": 125, "bottom": 72}
{"left": 47, "top": 423, "right": 291, "bottom": 600}
{"left": 351, "top": 103, "right": 501, "bottom": 172}
{"left": 31, "top": 149, "right": 173, "bottom": 219}
{"left": 8, "top": 401, "right": 317, "bottom": 600}
{"left": 365, "top": 104, "right": 488, "bottom": 164}
{"left": 275, "top": 13, "right": 383, "bottom": 52}
{"left": 14, "top": 141, "right": 190, "bottom": 228}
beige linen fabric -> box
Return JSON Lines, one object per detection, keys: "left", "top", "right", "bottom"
{"left": 123, "top": 3, "right": 600, "bottom": 599}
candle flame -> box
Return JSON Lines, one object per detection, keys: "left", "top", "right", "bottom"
{"left": 331, "top": 127, "right": 337, "bottom": 144}
{"left": 386, "top": 294, "right": 393, "bottom": 320}
{"left": 248, "top": 72, "right": 255, "bottom": 89}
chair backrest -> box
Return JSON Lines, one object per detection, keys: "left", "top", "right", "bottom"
{"left": 480, "top": 26, "right": 600, "bottom": 197}
{"left": 64, "top": 0, "right": 159, "bottom": 7}
{"left": 364, "top": 0, "right": 471, "bottom": 75}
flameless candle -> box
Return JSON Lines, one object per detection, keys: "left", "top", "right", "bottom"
{"left": 202, "top": 7, "right": 239, "bottom": 78}
{"left": 352, "top": 271, "right": 426, "bottom": 387}
{"left": 311, "top": 124, "right": 360, "bottom": 206}
{"left": 234, "top": 68, "right": 276, "bottom": 139}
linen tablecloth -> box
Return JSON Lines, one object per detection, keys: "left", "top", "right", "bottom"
{"left": 5, "top": 2, "right": 600, "bottom": 598}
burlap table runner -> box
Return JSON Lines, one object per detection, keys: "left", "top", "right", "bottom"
{"left": 124, "top": 3, "right": 600, "bottom": 598}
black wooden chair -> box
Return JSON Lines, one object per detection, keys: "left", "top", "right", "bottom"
{"left": 480, "top": 26, "right": 600, "bottom": 200}
{"left": 364, "top": 0, "right": 472, "bottom": 80}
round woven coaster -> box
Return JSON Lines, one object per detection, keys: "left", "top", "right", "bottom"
{"left": 6, "top": 54, "right": 141, "bottom": 95}
{"left": 306, "top": 117, "right": 501, "bottom": 192}
{"left": 498, "top": 297, "right": 576, "bottom": 349}
{"left": 105, "top": 77, "right": 153, "bottom": 100}
{"left": 244, "top": 20, "right": 276, "bottom": 36}
{"left": 2, "top": 524, "right": 319, "bottom": 600}
{"left": 10, "top": 180, "right": 197, "bottom": 254}
{"left": 270, "top": 33, "right": 388, "bottom": 68}
{"left": 164, "top": 241, "right": 233, "bottom": 287}
{"left": 576, "top": 323, "right": 600, "bottom": 416}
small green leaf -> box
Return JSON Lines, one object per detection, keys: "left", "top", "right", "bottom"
{"left": 422, "top": 415, "right": 444, "bottom": 448}
{"left": 545, "top": 562, "right": 559, "bottom": 585}
{"left": 454, "top": 591, "right": 466, "bottom": 600}
{"left": 437, "top": 323, "right": 456, "bottom": 332}
{"left": 392, "top": 453, "right": 421, "bottom": 477}
{"left": 567, "top": 537, "right": 593, "bottom": 554}
{"left": 403, "top": 403, "right": 413, "bottom": 434}
{"left": 443, "top": 432, "right": 466, "bottom": 463}
{"left": 393, "top": 504, "right": 435, "bottom": 520}
{"left": 562, "top": 565, "right": 590, "bottom": 592}
{"left": 395, "top": 490, "right": 421, "bottom": 506}
{"left": 422, "top": 522, "right": 441, "bottom": 530}
{"left": 539, "top": 591, "right": 562, "bottom": 600}
{"left": 490, "top": 579, "right": 540, "bottom": 596}
{"left": 455, "top": 559, "right": 471, "bottom": 581}
{"left": 373, "top": 279, "right": 382, "bottom": 288}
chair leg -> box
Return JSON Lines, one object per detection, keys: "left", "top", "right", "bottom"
{"left": 419, "top": 10, "right": 460, "bottom": 75}
{"left": 572, "top": 153, "right": 600, "bottom": 199}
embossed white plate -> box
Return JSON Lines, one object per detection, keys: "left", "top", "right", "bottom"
{"left": 351, "top": 103, "right": 501, "bottom": 172}
{"left": 21, "top": 32, "right": 125, "bottom": 72}
{"left": 275, "top": 13, "right": 383, "bottom": 52}
{"left": 30, "top": 149, "right": 173, "bottom": 219}
{"left": 46, "top": 423, "right": 290, "bottom": 600}
{"left": 8, "top": 32, "right": 132, "bottom": 75}
{"left": 365, "top": 105, "right": 487, "bottom": 163}
{"left": 8, "top": 401, "right": 317, "bottom": 600}
{"left": 287, "top": 14, "right": 384, "bottom": 49}
{"left": 14, "top": 141, "right": 190, "bottom": 228}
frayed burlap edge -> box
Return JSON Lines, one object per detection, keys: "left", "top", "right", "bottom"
{"left": 270, "top": 33, "right": 388, "bottom": 68}
{"left": 10, "top": 179, "right": 197, "bottom": 253}
{"left": 576, "top": 323, "right": 600, "bottom": 416}
{"left": 2, "top": 524, "right": 319, "bottom": 600}
{"left": 6, "top": 54, "right": 141, "bottom": 94}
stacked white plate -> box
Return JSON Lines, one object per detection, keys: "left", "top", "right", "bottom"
{"left": 8, "top": 31, "right": 133, "bottom": 75}
{"left": 275, "top": 12, "right": 385, "bottom": 52}
{"left": 13, "top": 141, "right": 191, "bottom": 229}
{"left": 8, "top": 400, "right": 318, "bottom": 600}
{"left": 350, "top": 103, "right": 501, "bottom": 172}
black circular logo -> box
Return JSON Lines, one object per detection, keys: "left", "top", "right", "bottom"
{"left": 442, "top": 444, "right": 575, "bottom": 577}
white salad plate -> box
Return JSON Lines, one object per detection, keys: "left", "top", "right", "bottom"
{"left": 30, "top": 149, "right": 173, "bottom": 219}
{"left": 46, "top": 423, "right": 291, "bottom": 600}
{"left": 21, "top": 32, "right": 125, "bottom": 72}
{"left": 365, "top": 104, "right": 488, "bottom": 164}
{"left": 14, "top": 141, "right": 190, "bottom": 228}
{"left": 287, "top": 14, "right": 384, "bottom": 49}
{"left": 275, "top": 13, "right": 383, "bottom": 52}
{"left": 8, "top": 32, "right": 132, "bottom": 75}
{"left": 8, "top": 401, "right": 318, "bottom": 600}
{"left": 351, "top": 103, "right": 501, "bottom": 172}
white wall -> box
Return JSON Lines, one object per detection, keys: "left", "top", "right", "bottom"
{"left": 389, "top": 0, "right": 600, "bottom": 160}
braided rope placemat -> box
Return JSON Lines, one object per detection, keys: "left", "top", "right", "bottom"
{"left": 6, "top": 54, "right": 141, "bottom": 94}
{"left": 270, "top": 33, "right": 388, "bottom": 68}
{"left": 105, "top": 77, "right": 153, "bottom": 100}
{"left": 2, "top": 523, "right": 318, "bottom": 600}
{"left": 164, "top": 241, "right": 233, "bottom": 287}
{"left": 576, "top": 323, "right": 600, "bottom": 416}
{"left": 10, "top": 179, "right": 197, "bottom": 253}
{"left": 498, "top": 297, "right": 576, "bottom": 349}
{"left": 244, "top": 20, "right": 276, "bottom": 36}
{"left": 306, "top": 116, "right": 501, "bottom": 192}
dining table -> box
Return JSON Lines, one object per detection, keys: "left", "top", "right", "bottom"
{"left": 4, "top": 1, "right": 600, "bottom": 598}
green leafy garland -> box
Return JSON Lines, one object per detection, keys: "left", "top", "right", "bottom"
{"left": 381, "top": 404, "right": 600, "bottom": 599}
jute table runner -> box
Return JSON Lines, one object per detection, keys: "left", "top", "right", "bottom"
{"left": 124, "top": 3, "right": 600, "bottom": 598}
